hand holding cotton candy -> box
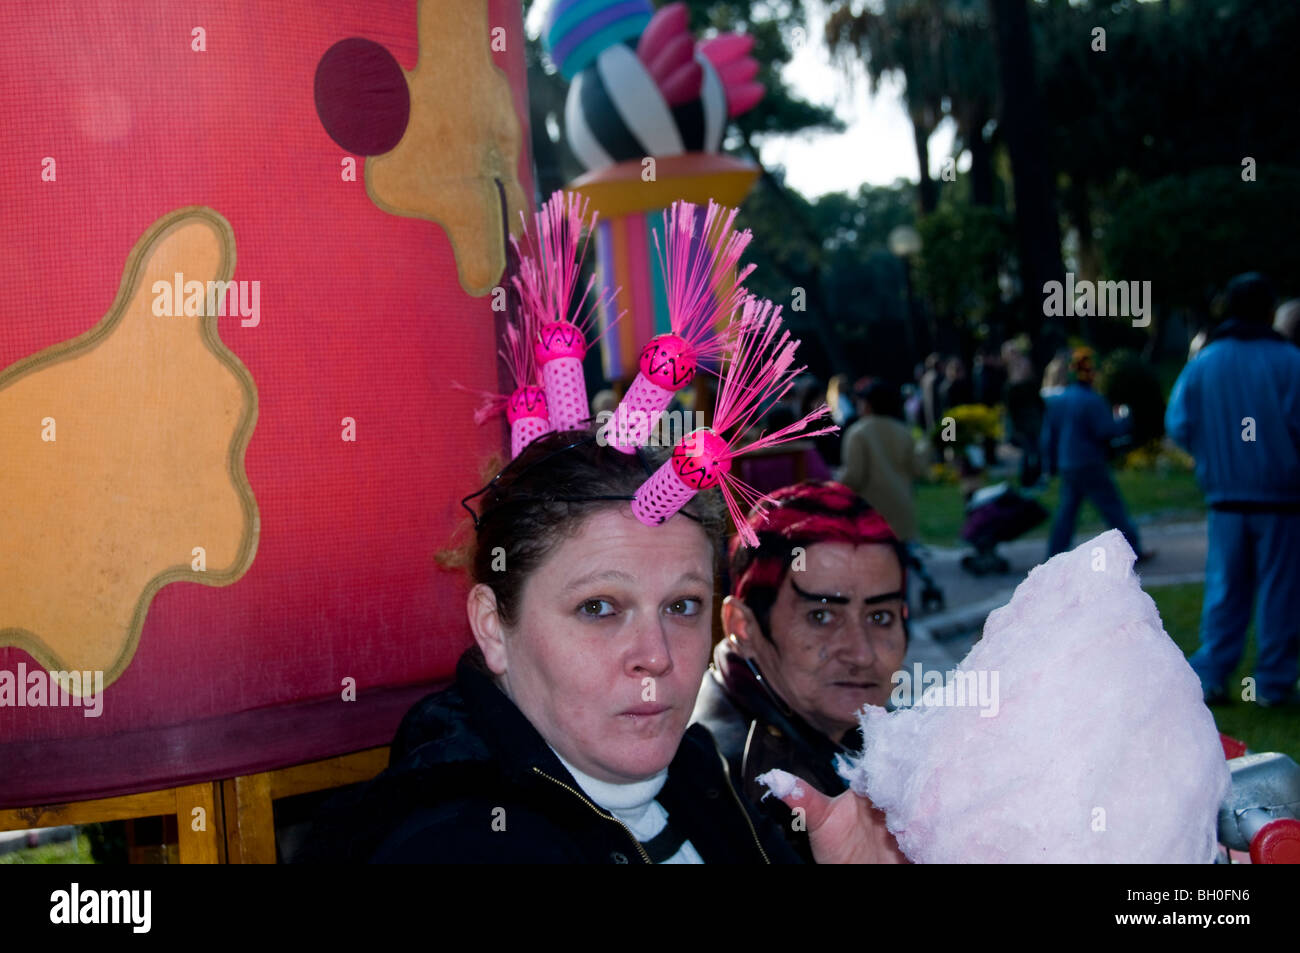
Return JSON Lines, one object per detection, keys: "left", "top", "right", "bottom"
{"left": 834, "top": 530, "right": 1229, "bottom": 863}
{"left": 757, "top": 769, "right": 909, "bottom": 864}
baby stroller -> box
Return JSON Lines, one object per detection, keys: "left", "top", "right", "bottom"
{"left": 959, "top": 482, "right": 1049, "bottom": 576}
{"left": 906, "top": 544, "right": 946, "bottom": 613}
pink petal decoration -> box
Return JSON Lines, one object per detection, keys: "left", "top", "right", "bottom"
{"left": 636, "top": 1, "right": 690, "bottom": 64}
{"left": 717, "top": 58, "right": 759, "bottom": 85}
{"left": 725, "top": 82, "right": 766, "bottom": 117}
{"left": 658, "top": 61, "right": 703, "bottom": 106}
{"left": 697, "top": 32, "right": 755, "bottom": 65}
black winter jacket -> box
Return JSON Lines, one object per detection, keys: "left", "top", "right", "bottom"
{"left": 301, "top": 648, "right": 801, "bottom": 864}
{"left": 691, "top": 640, "right": 859, "bottom": 864}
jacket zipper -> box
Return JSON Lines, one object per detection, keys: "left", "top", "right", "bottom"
{"left": 715, "top": 750, "right": 770, "bottom": 863}
{"left": 531, "top": 767, "right": 653, "bottom": 864}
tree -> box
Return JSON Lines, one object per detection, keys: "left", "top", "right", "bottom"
{"left": 988, "top": 0, "right": 1066, "bottom": 349}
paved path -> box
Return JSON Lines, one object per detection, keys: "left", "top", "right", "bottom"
{"left": 903, "top": 519, "right": 1208, "bottom": 679}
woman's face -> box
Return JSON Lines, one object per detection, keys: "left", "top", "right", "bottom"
{"left": 478, "top": 508, "right": 715, "bottom": 785}
{"left": 735, "top": 541, "right": 907, "bottom": 741}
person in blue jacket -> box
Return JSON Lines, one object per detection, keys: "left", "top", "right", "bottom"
{"left": 1042, "top": 347, "right": 1148, "bottom": 560}
{"left": 1166, "top": 273, "right": 1300, "bottom": 707}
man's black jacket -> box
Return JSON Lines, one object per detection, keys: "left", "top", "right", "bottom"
{"left": 299, "top": 648, "right": 801, "bottom": 863}
{"left": 691, "top": 640, "right": 859, "bottom": 863}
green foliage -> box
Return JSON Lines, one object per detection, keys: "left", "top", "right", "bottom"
{"left": 0, "top": 833, "right": 95, "bottom": 865}
{"left": 1040, "top": 0, "right": 1300, "bottom": 191}
{"left": 1098, "top": 348, "right": 1166, "bottom": 445}
{"left": 913, "top": 203, "right": 1010, "bottom": 328}
{"left": 737, "top": 178, "right": 919, "bottom": 378}
{"left": 1099, "top": 166, "right": 1300, "bottom": 310}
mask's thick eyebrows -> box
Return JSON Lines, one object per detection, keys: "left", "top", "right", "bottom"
{"left": 862, "top": 590, "right": 906, "bottom": 606}
{"left": 790, "top": 578, "right": 850, "bottom": 604}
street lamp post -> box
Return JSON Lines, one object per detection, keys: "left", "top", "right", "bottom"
{"left": 888, "top": 225, "right": 923, "bottom": 363}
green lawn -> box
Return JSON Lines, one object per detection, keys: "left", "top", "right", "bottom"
{"left": 0, "top": 833, "right": 95, "bottom": 864}
{"left": 917, "top": 468, "right": 1205, "bottom": 546}
{"left": 1148, "top": 582, "right": 1299, "bottom": 763}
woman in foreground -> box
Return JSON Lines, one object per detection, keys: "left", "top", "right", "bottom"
{"left": 307, "top": 432, "right": 906, "bottom": 864}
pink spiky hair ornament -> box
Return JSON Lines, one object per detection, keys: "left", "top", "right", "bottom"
{"left": 608, "top": 199, "right": 754, "bottom": 453}
{"left": 464, "top": 195, "right": 833, "bottom": 548}
{"left": 632, "top": 297, "right": 838, "bottom": 544}
{"left": 512, "top": 190, "right": 618, "bottom": 434}
{"left": 452, "top": 289, "right": 548, "bottom": 459}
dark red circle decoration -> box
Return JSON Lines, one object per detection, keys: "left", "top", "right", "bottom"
{"left": 314, "top": 37, "right": 410, "bottom": 156}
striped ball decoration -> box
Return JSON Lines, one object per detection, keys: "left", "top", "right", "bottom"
{"left": 545, "top": 0, "right": 654, "bottom": 80}
{"left": 565, "top": 41, "right": 726, "bottom": 172}
{"left": 546, "top": 2, "right": 763, "bottom": 174}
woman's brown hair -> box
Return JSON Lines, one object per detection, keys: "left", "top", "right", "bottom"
{"left": 462, "top": 430, "right": 727, "bottom": 628}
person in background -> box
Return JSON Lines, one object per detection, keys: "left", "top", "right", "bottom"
{"left": 1042, "top": 348, "right": 1150, "bottom": 561}
{"left": 973, "top": 344, "right": 1007, "bottom": 408}
{"left": 1002, "top": 339, "right": 1044, "bottom": 487}
{"left": 1166, "top": 273, "right": 1300, "bottom": 707}
{"left": 837, "top": 378, "right": 927, "bottom": 543}
{"left": 919, "top": 353, "right": 943, "bottom": 435}
{"left": 736, "top": 404, "right": 832, "bottom": 496}
{"left": 1275, "top": 298, "right": 1300, "bottom": 346}
{"left": 692, "top": 482, "right": 910, "bottom": 862}
{"left": 938, "top": 356, "right": 973, "bottom": 414}
{"left": 1040, "top": 351, "right": 1070, "bottom": 398}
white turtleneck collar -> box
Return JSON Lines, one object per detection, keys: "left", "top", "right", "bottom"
{"left": 546, "top": 748, "right": 704, "bottom": 863}
{"left": 549, "top": 748, "right": 667, "bottom": 815}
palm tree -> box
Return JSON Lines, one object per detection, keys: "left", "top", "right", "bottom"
{"left": 825, "top": 0, "right": 998, "bottom": 212}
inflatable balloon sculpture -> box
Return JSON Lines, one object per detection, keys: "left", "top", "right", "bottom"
{"left": 541, "top": 0, "right": 766, "bottom": 380}
{"left": 0, "top": 0, "right": 533, "bottom": 809}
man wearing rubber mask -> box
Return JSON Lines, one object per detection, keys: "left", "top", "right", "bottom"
{"left": 692, "top": 481, "right": 909, "bottom": 862}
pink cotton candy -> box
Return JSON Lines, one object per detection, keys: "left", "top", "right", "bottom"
{"left": 837, "top": 530, "right": 1229, "bottom": 863}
